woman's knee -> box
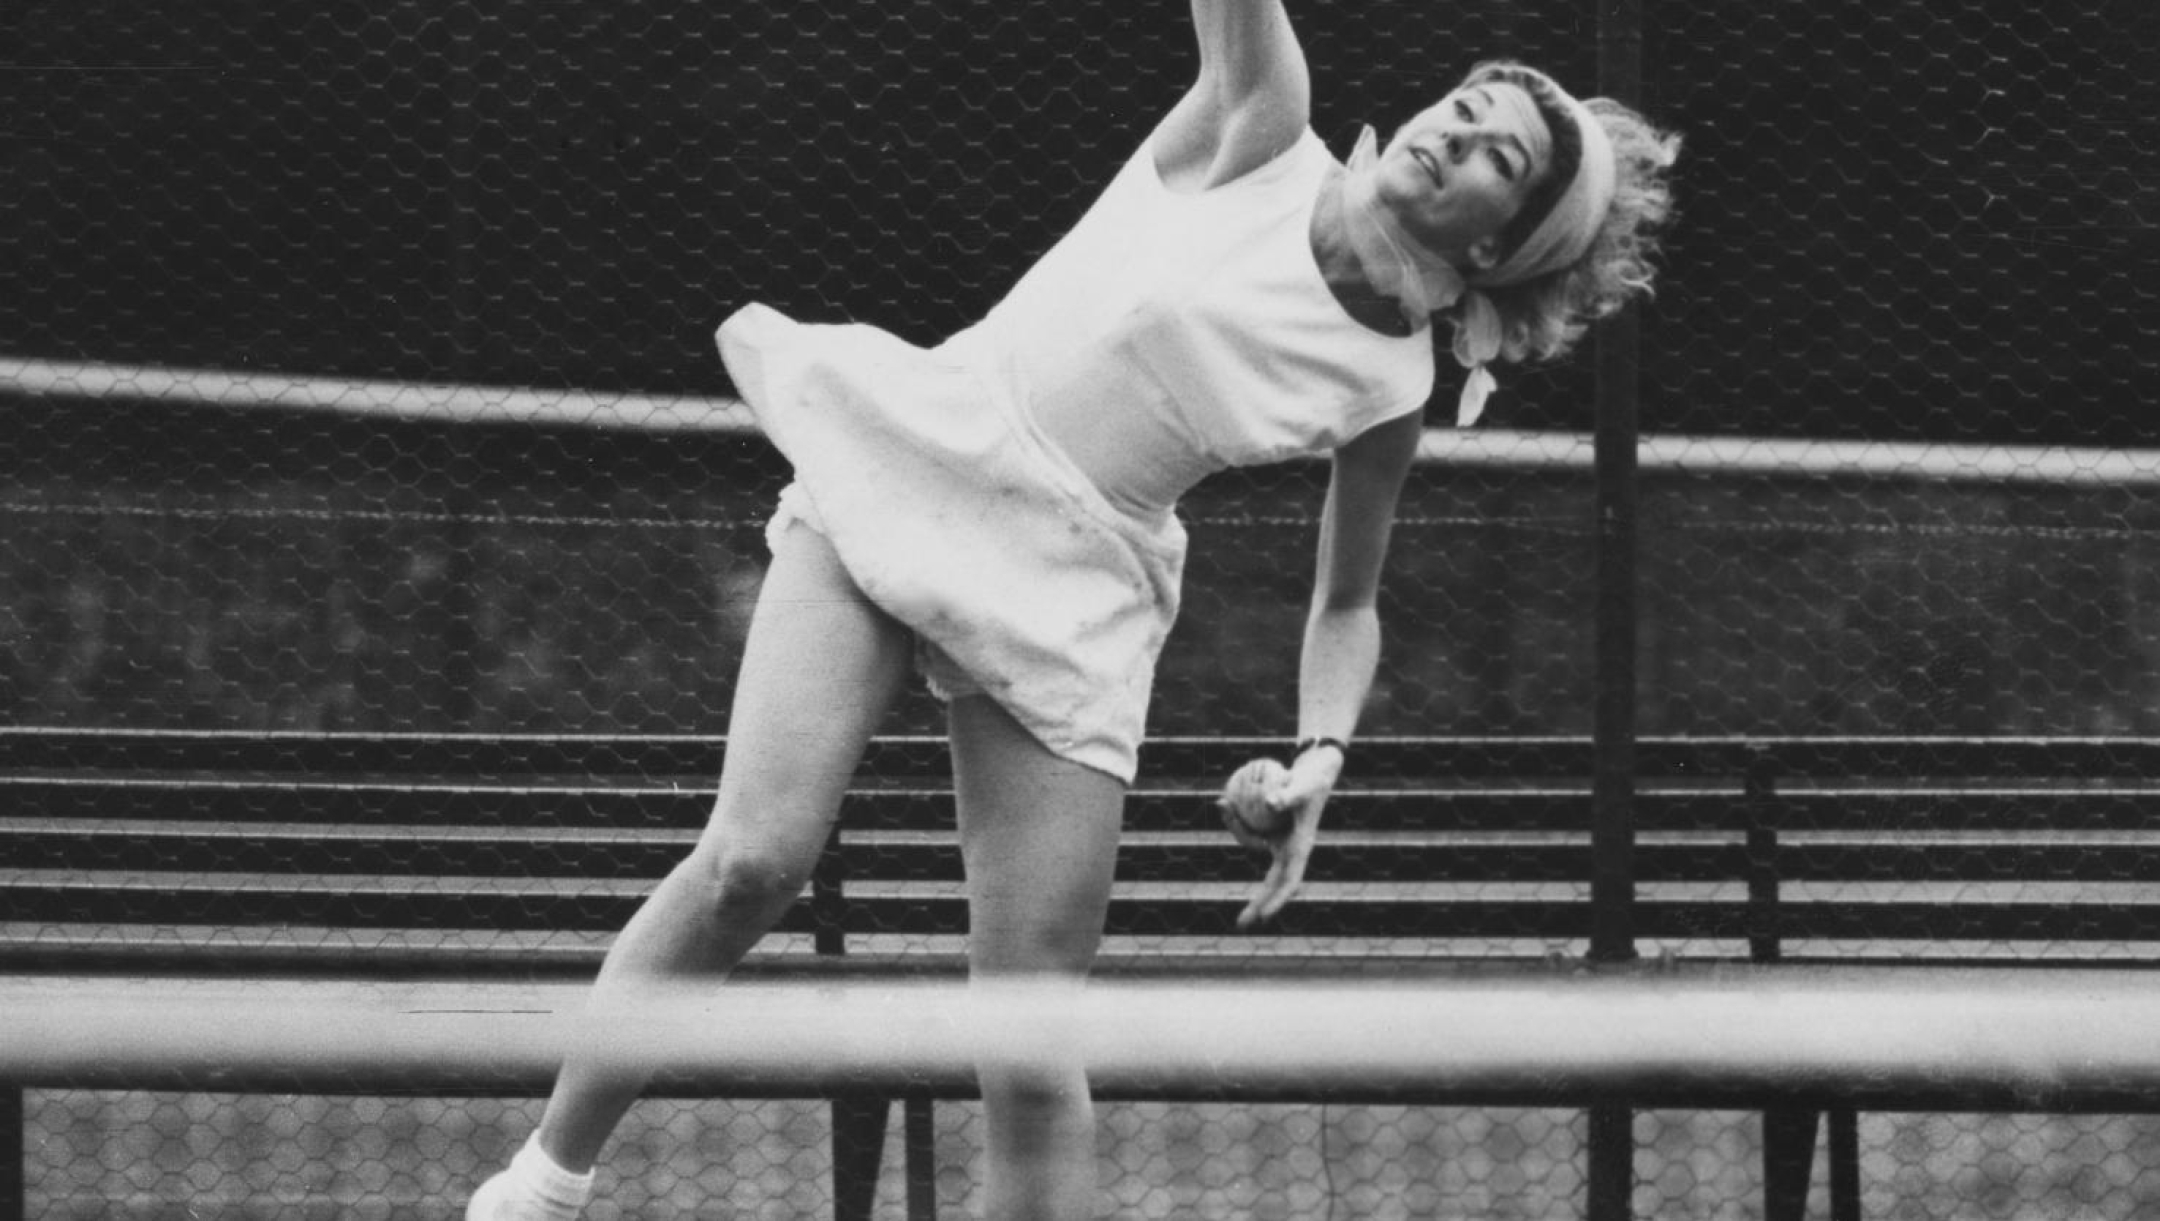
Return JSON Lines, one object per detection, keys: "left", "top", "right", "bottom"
{"left": 675, "top": 838, "right": 815, "bottom": 923}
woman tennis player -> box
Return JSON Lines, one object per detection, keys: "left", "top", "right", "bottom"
{"left": 471, "top": 2, "right": 1677, "bottom": 1217}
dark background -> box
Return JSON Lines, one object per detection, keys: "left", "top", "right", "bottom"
{"left": 4, "top": 0, "right": 2153, "bottom": 442}
{"left": 3, "top": 0, "right": 2156, "bottom": 740}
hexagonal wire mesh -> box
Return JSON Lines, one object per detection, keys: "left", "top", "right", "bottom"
{"left": 4, "top": 0, "right": 2157, "bottom": 1216}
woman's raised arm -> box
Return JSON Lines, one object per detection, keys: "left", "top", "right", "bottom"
{"left": 1152, "top": 0, "right": 1313, "bottom": 192}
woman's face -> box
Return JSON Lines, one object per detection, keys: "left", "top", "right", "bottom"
{"left": 1372, "top": 81, "right": 1555, "bottom": 270}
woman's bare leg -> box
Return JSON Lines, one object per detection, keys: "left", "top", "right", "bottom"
{"left": 533, "top": 519, "right": 912, "bottom": 1171}
{"left": 948, "top": 696, "right": 1125, "bottom": 1221}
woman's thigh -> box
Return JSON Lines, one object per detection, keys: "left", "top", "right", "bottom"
{"left": 948, "top": 696, "right": 1127, "bottom": 978}
{"left": 692, "top": 519, "right": 912, "bottom": 870}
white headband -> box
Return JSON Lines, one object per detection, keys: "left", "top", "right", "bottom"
{"left": 1473, "top": 92, "right": 1617, "bottom": 289}
{"left": 1339, "top": 85, "right": 1617, "bottom": 427}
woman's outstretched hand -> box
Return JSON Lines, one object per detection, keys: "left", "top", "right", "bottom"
{"left": 1217, "top": 749, "right": 1342, "bottom": 929}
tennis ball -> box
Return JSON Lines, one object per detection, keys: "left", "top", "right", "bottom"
{"left": 1221, "top": 757, "right": 1293, "bottom": 840}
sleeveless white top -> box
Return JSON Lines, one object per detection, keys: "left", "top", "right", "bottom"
{"left": 959, "top": 128, "right": 1434, "bottom": 518}
{"left": 718, "top": 128, "right": 1434, "bottom": 780}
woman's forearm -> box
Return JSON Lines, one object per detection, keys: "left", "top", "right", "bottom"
{"left": 1296, "top": 604, "right": 1380, "bottom": 744}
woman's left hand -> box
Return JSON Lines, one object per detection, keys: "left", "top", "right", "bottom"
{"left": 1233, "top": 745, "right": 1342, "bottom": 929}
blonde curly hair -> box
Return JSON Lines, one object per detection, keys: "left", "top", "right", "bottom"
{"left": 1449, "top": 64, "right": 1682, "bottom": 367}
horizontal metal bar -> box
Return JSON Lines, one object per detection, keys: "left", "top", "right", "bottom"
{"left": 11, "top": 782, "right": 2156, "bottom": 837}
{"left": 11, "top": 358, "right": 2157, "bottom": 486}
{"left": 16, "top": 831, "right": 2156, "bottom": 886}
{"left": 9, "top": 731, "right": 2157, "bottom": 782}
{"left": 8, "top": 970, "right": 2160, "bottom": 1111}
{"left": 12, "top": 881, "right": 2160, "bottom": 944}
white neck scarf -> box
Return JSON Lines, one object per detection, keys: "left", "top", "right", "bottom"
{"left": 1338, "top": 125, "right": 1468, "bottom": 331}
{"left": 1336, "top": 89, "right": 1617, "bottom": 427}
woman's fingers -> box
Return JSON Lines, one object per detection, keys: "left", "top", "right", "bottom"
{"left": 1236, "top": 796, "right": 1324, "bottom": 928}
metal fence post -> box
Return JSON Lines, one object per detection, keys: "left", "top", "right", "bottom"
{"left": 1588, "top": 1105, "right": 1635, "bottom": 1221}
{"left": 1588, "top": 0, "right": 1647, "bottom": 1217}
{"left": 1590, "top": 0, "right": 1646, "bottom": 971}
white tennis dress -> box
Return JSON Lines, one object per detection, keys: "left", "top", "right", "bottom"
{"left": 716, "top": 128, "right": 1434, "bottom": 781}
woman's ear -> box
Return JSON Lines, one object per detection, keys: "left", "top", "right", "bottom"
{"left": 1465, "top": 235, "right": 1503, "bottom": 273}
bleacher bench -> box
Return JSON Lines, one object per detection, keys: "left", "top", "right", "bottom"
{"left": 4, "top": 728, "right": 2159, "bottom": 1221}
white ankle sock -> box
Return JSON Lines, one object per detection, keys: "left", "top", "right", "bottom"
{"left": 511, "top": 1136, "right": 594, "bottom": 1211}
{"left": 470, "top": 1136, "right": 594, "bottom": 1221}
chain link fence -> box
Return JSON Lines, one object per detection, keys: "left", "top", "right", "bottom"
{"left": 22, "top": 1096, "right": 2160, "bottom": 1219}
{"left": 5, "top": 0, "right": 2156, "bottom": 1216}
